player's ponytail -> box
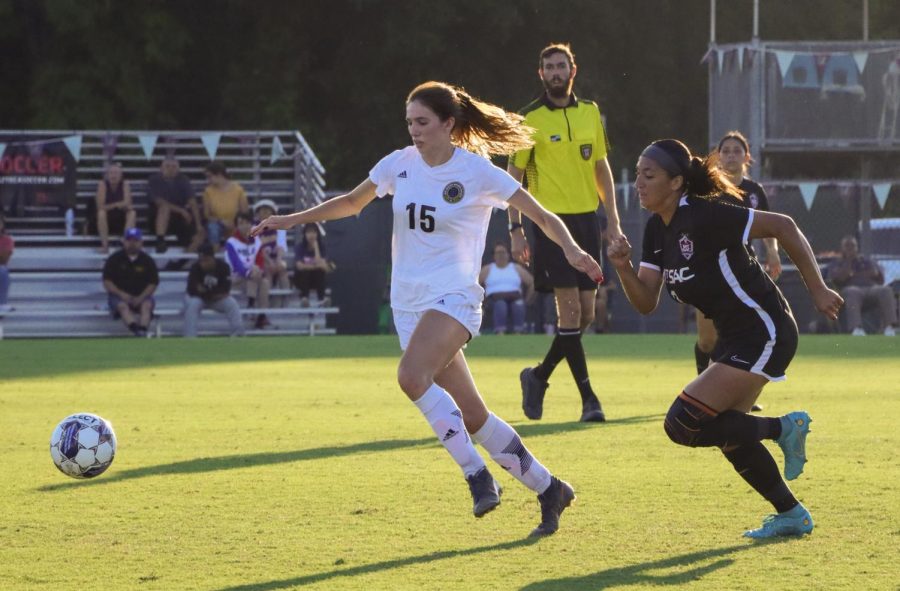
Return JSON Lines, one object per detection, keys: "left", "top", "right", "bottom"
{"left": 407, "top": 81, "right": 535, "bottom": 158}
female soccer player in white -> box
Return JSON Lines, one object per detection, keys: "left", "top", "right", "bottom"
{"left": 252, "top": 81, "right": 603, "bottom": 537}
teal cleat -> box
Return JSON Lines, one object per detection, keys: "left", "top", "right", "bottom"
{"left": 777, "top": 411, "right": 811, "bottom": 481}
{"left": 743, "top": 504, "right": 814, "bottom": 539}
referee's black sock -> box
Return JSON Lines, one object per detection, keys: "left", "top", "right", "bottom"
{"left": 533, "top": 329, "right": 571, "bottom": 382}
{"left": 723, "top": 443, "right": 799, "bottom": 514}
{"left": 694, "top": 342, "right": 711, "bottom": 375}
{"left": 556, "top": 329, "right": 596, "bottom": 404}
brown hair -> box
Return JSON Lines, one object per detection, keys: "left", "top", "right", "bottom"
{"left": 539, "top": 43, "right": 576, "bottom": 69}
{"left": 407, "top": 81, "right": 534, "bottom": 158}
{"left": 716, "top": 130, "right": 753, "bottom": 180}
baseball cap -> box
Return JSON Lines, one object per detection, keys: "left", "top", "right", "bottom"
{"left": 124, "top": 228, "right": 143, "bottom": 241}
{"left": 253, "top": 199, "right": 278, "bottom": 213}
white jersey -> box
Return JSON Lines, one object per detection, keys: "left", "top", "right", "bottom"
{"left": 484, "top": 263, "right": 523, "bottom": 296}
{"left": 369, "top": 146, "right": 521, "bottom": 311}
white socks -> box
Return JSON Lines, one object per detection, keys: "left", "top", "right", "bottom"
{"left": 472, "top": 413, "right": 552, "bottom": 494}
{"left": 413, "top": 383, "right": 485, "bottom": 478}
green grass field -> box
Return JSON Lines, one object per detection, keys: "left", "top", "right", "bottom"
{"left": 1, "top": 334, "right": 897, "bottom": 590}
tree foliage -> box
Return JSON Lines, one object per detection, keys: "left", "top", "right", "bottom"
{"left": 1, "top": 0, "right": 897, "bottom": 187}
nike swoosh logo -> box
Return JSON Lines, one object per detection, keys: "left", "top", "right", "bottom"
{"left": 730, "top": 355, "right": 750, "bottom": 364}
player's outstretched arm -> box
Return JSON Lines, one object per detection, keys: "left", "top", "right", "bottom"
{"left": 505, "top": 163, "right": 530, "bottom": 265}
{"left": 750, "top": 211, "right": 843, "bottom": 320}
{"left": 250, "top": 179, "right": 377, "bottom": 238}
{"left": 606, "top": 235, "right": 663, "bottom": 315}
{"left": 508, "top": 188, "right": 603, "bottom": 283}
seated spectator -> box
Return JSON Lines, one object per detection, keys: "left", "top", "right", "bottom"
{"left": 828, "top": 235, "right": 897, "bottom": 336}
{"left": 225, "top": 212, "right": 271, "bottom": 329}
{"left": 0, "top": 213, "right": 13, "bottom": 313}
{"left": 95, "top": 162, "right": 136, "bottom": 254}
{"left": 203, "top": 161, "right": 249, "bottom": 247}
{"left": 102, "top": 228, "right": 159, "bottom": 337}
{"left": 148, "top": 158, "right": 204, "bottom": 254}
{"left": 293, "top": 222, "right": 334, "bottom": 307}
{"left": 253, "top": 199, "right": 290, "bottom": 303}
{"left": 183, "top": 242, "right": 244, "bottom": 338}
{"left": 478, "top": 241, "right": 533, "bottom": 334}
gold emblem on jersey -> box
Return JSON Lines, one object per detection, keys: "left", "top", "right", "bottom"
{"left": 442, "top": 182, "right": 465, "bottom": 204}
{"left": 580, "top": 144, "right": 592, "bottom": 160}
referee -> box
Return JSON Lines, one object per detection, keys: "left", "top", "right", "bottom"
{"left": 508, "top": 43, "right": 621, "bottom": 423}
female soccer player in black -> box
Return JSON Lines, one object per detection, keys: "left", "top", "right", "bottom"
{"left": 608, "top": 139, "right": 843, "bottom": 538}
{"left": 694, "top": 131, "right": 782, "bottom": 387}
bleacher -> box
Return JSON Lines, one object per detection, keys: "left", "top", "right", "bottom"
{"left": 0, "top": 130, "right": 338, "bottom": 339}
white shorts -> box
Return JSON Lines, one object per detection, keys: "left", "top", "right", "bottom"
{"left": 393, "top": 294, "right": 483, "bottom": 350}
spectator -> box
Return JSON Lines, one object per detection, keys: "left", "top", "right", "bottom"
{"left": 183, "top": 242, "right": 244, "bottom": 338}
{"left": 147, "top": 158, "right": 204, "bottom": 254}
{"left": 102, "top": 228, "right": 159, "bottom": 337}
{"left": 478, "top": 241, "right": 534, "bottom": 334}
{"left": 828, "top": 235, "right": 897, "bottom": 336}
{"left": 293, "top": 222, "right": 333, "bottom": 307}
{"left": 225, "top": 211, "right": 270, "bottom": 329}
{"left": 203, "top": 161, "right": 249, "bottom": 247}
{"left": 0, "top": 213, "right": 13, "bottom": 313}
{"left": 95, "top": 162, "right": 136, "bottom": 254}
{"left": 253, "top": 199, "right": 291, "bottom": 304}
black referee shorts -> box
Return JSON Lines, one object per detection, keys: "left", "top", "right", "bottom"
{"left": 712, "top": 294, "right": 799, "bottom": 381}
{"left": 532, "top": 212, "right": 601, "bottom": 293}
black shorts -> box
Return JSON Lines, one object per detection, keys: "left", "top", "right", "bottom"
{"left": 147, "top": 203, "right": 197, "bottom": 245}
{"left": 712, "top": 297, "right": 798, "bottom": 381}
{"left": 532, "top": 212, "right": 601, "bottom": 292}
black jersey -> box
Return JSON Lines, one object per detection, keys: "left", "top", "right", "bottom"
{"left": 717, "top": 178, "right": 770, "bottom": 257}
{"left": 641, "top": 196, "right": 788, "bottom": 338}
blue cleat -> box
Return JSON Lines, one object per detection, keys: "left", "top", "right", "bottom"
{"left": 743, "top": 504, "right": 814, "bottom": 539}
{"left": 777, "top": 411, "right": 811, "bottom": 481}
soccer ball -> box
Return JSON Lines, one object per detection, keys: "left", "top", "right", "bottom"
{"left": 49, "top": 413, "right": 117, "bottom": 479}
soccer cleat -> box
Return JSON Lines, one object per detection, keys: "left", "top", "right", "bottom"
{"left": 466, "top": 467, "right": 502, "bottom": 518}
{"left": 777, "top": 411, "right": 811, "bottom": 481}
{"left": 529, "top": 476, "right": 576, "bottom": 537}
{"left": 520, "top": 367, "right": 549, "bottom": 420}
{"left": 579, "top": 396, "right": 606, "bottom": 423}
{"left": 743, "top": 504, "right": 814, "bottom": 539}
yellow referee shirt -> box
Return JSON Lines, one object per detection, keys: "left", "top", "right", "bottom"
{"left": 512, "top": 94, "right": 609, "bottom": 214}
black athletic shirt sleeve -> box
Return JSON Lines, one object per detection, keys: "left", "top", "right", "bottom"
{"left": 698, "top": 199, "right": 753, "bottom": 253}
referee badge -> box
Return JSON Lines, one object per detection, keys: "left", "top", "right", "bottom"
{"left": 679, "top": 234, "right": 694, "bottom": 261}
{"left": 442, "top": 182, "right": 465, "bottom": 204}
{"left": 580, "top": 144, "right": 592, "bottom": 160}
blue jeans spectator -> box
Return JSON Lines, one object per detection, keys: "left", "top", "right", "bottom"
{"left": 0, "top": 265, "right": 9, "bottom": 305}
{"left": 488, "top": 292, "right": 526, "bottom": 334}
{"left": 206, "top": 221, "right": 226, "bottom": 247}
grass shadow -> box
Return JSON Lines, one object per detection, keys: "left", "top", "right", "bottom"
{"left": 214, "top": 537, "right": 540, "bottom": 591}
{"left": 39, "top": 417, "right": 661, "bottom": 491}
{"left": 519, "top": 539, "right": 790, "bottom": 590}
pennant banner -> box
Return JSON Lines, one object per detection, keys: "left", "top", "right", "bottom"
{"left": 798, "top": 182, "right": 819, "bottom": 209}
{"left": 852, "top": 51, "right": 869, "bottom": 75}
{"left": 138, "top": 134, "right": 158, "bottom": 160}
{"left": 774, "top": 50, "right": 795, "bottom": 78}
{"left": 201, "top": 133, "right": 222, "bottom": 160}
{"left": 270, "top": 136, "right": 286, "bottom": 165}
{"left": 872, "top": 183, "right": 892, "bottom": 209}
{"left": 736, "top": 46, "right": 744, "bottom": 72}
{"left": 62, "top": 135, "right": 82, "bottom": 162}
{"left": 0, "top": 143, "right": 5, "bottom": 159}
{"left": 717, "top": 50, "right": 725, "bottom": 75}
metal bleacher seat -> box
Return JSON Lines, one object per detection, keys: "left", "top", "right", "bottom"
{"left": 0, "top": 129, "right": 337, "bottom": 339}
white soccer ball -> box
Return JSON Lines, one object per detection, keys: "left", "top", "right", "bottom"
{"left": 49, "top": 413, "right": 117, "bottom": 479}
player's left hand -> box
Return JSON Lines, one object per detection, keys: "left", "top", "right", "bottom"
{"left": 811, "top": 286, "right": 843, "bottom": 321}
{"left": 766, "top": 258, "right": 782, "bottom": 281}
{"left": 250, "top": 215, "right": 291, "bottom": 238}
{"left": 565, "top": 247, "right": 604, "bottom": 284}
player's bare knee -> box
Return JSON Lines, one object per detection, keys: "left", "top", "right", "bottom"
{"left": 579, "top": 310, "right": 595, "bottom": 331}
{"left": 396, "top": 363, "right": 430, "bottom": 399}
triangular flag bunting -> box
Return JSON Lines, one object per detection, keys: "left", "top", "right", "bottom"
{"left": 774, "top": 50, "right": 795, "bottom": 79}
{"left": 852, "top": 51, "right": 869, "bottom": 75}
{"left": 201, "top": 133, "right": 222, "bottom": 159}
{"left": 798, "top": 182, "right": 819, "bottom": 209}
{"left": 717, "top": 50, "right": 725, "bottom": 75}
{"left": 736, "top": 46, "right": 744, "bottom": 72}
{"left": 699, "top": 47, "right": 714, "bottom": 65}
{"left": 0, "top": 143, "right": 6, "bottom": 159}
{"left": 62, "top": 135, "right": 82, "bottom": 162}
{"left": 872, "top": 183, "right": 892, "bottom": 209}
{"left": 270, "top": 136, "right": 287, "bottom": 165}
{"left": 138, "top": 134, "right": 158, "bottom": 160}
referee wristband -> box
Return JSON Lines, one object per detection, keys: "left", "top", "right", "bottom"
{"left": 508, "top": 222, "right": 523, "bottom": 232}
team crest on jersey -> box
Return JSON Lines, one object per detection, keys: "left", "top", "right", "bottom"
{"left": 580, "top": 144, "right": 592, "bottom": 160}
{"left": 748, "top": 193, "right": 759, "bottom": 208}
{"left": 678, "top": 234, "right": 694, "bottom": 260}
{"left": 442, "top": 182, "right": 465, "bottom": 204}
